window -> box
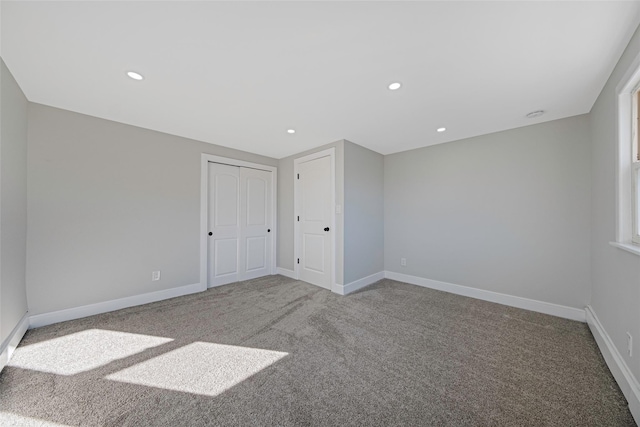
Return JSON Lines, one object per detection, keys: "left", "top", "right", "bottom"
{"left": 614, "top": 52, "right": 640, "bottom": 253}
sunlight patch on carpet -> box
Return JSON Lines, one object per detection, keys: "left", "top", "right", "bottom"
{"left": 9, "top": 329, "right": 173, "bottom": 375}
{"left": 0, "top": 411, "right": 72, "bottom": 426}
{"left": 105, "top": 342, "right": 288, "bottom": 397}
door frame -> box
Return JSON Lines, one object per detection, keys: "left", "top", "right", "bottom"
{"left": 200, "top": 154, "right": 277, "bottom": 290}
{"left": 294, "top": 147, "right": 336, "bottom": 292}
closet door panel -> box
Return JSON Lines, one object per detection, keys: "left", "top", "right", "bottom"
{"left": 239, "top": 168, "right": 272, "bottom": 281}
{"left": 207, "top": 163, "right": 240, "bottom": 287}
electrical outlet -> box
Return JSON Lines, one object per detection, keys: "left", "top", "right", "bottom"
{"left": 152, "top": 270, "right": 161, "bottom": 281}
{"left": 401, "top": 258, "right": 407, "bottom": 267}
{"left": 628, "top": 332, "right": 633, "bottom": 357}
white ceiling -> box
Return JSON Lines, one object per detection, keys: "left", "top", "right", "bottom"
{"left": 3, "top": 1, "right": 640, "bottom": 159}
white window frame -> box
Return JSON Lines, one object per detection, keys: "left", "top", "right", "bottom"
{"left": 612, "top": 50, "right": 640, "bottom": 254}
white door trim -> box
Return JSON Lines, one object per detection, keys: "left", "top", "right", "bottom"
{"left": 294, "top": 147, "right": 337, "bottom": 292}
{"left": 200, "top": 154, "right": 277, "bottom": 289}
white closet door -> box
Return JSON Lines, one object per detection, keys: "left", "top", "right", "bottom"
{"left": 207, "top": 162, "right": 273, "bottom": 287}
{"left": 208, "top": 163, "right": 240, "bottom": 287}
{"left": 239, "top": 168, "right": 272, "bottom": 281}
{"left": 297, "top": 155, "right": 332, "bottom": 289}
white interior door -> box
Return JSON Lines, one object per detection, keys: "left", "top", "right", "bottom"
{"left": 207, "top": 162, "right": 273, "bottom": 287}
{"left": 239, "top": 167, "right": 272, "bottom": 281}
{"left": 297, "top": 155, "right": 332, "bottom": 289}
{"left": 208, "top": 163, "right": 240, "bottom": 287}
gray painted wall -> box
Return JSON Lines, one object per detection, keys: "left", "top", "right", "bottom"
{"left": 277, "top": 140, "right": 344, "bottom": 284}
{"left": 1, "top": 58, "right": 28, "bottom": 343}
{"left": 384, "top": 115, "right": 592, "bottom": 309}
{"left": 344, "top": 140, "right": 384, "bottom": 283}
{"left": 26, "top": 104, "right": 277, "bottom": 315}
{"left": 590, "top": 23, "right": 640, "bottom": 383}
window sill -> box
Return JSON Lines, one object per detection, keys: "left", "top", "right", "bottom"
{"left": 609, "top": 241, "right": 640, "bottom": 256}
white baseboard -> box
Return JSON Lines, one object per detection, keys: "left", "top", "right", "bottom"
{"left": 276, "top": 267, "right": 296, "bottom": 280}
{"left": 29, "top": 282, "right": 205, "bottom": 329}
{"left": 384, "top": 271, "right": 585, "bottom": 322}
{"left": 586, "top": 306, "right": 640, "bottom": 424}
{"left": 335, "top": 271, "right": 385, "bottom": 296}
{"left": 0, "top": 313, "right": 30, "bottom": 372}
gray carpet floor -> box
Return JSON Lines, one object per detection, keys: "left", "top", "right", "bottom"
{"left": 0, "top": 276, "right": 635, "bottom": 426}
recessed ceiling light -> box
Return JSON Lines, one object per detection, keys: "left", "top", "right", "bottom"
{"left": 388, "top": 82, "right": 402, "bottom": 90}
{"left": 287, "top": 129, "right": 296, "bottom": 134}
{"left": 437, "top": 127, "right": 446, "bottom": 132}
{"left": 526, "top": 110, "right": 545, "bottom": 119}
{"left": 127, "top": 71, "right": 144, "bottom": 81}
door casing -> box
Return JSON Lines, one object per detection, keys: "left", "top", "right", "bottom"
{"left": 200, "top": 154, "right": 277, "bottom": 290}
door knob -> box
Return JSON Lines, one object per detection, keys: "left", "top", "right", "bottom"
{"left": 208, "top": 232, "right": 213, "bottom": 236}
{"left": 267, "top": 229, "right": 271, "bottom": 232}
{"left": 324, "top": 227, "right": 330, "bottom": 232}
